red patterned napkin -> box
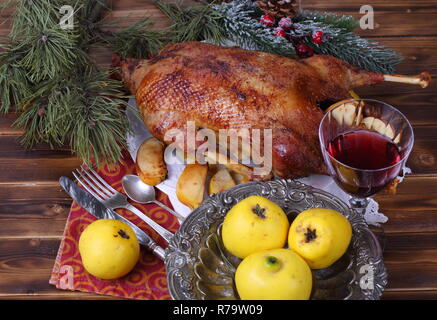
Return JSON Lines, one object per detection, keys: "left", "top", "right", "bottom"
{"left": 49, "top": 155, "right": 180, "bottom": 299}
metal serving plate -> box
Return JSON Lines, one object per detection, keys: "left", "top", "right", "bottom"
{"left": 165, "top": 179, "right": 387, "bottom": 300}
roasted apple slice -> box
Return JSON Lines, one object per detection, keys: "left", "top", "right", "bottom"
{"left": 362, "top": 116, "right": 397, "bottom": 140}
{"left": 209, "top": 168, "right": 236, "bottom": 195}
{"left": 176, "top": 163, "right": 208, "bottom": 209}
{"left": 331, "top": 102, "right": 359, "bottom": 126}
{"left": 136, "top": 137, "right": 167, "bottom": 186}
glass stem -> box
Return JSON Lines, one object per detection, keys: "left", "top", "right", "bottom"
{"left": 349, "top": 197, "right": 369, "bottom": 216}
{"left": 350, "top": 197, "right": 386, "bottom": 252}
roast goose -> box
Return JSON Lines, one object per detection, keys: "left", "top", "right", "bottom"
{"left": 120, "top": 42, "right": 430, "bottom": 179}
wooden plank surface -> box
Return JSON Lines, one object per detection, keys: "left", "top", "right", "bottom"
{"left": 0, "top": 0, "right": 437, "bottom": 300}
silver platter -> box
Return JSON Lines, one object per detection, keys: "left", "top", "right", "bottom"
{"left": 165, "top": 179, "right": 387, "bottom": 300}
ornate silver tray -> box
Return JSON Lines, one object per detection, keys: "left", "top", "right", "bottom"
{"left": 165, "top": 179, "right": 387, "bottom": 300}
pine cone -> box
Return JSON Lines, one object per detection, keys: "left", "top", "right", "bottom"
{"left": 255, "top": 0, "right": 299, "bottom": 18}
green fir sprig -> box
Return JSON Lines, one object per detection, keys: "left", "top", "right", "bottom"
{"left": 0, "top": 42, "right": 32, "bottom": 113}
{"left": 295, "top": 10, "right": 359, "bottom": 32}
{"left": 156, "top": 0, "right": 296, "bottom": 56}
{"left": 99, "top": 18, "right": 171, "bottom": 59}
{"left": 9, "top": 0, "right": 62, "bottom": 38}
{"left": 216, "top": 0, "right": 296, "bottom": 57}
{"left": 156, "top": 1, "right": 227, "bottom": 44}
{"left": 294, "top": 18, "right": 403, "bottom": 73}
{"left": 1, "top": 0, "right": 139, "bottom": 167}
{"left": 18, "top": 28, "right": 87, "bottom": 82}
{"left": 14, "top": 71, "right": 132, "bottom": 166}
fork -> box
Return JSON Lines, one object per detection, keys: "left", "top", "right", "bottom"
{"left": 73, "top": 165, "right": 174, "bottom": 244}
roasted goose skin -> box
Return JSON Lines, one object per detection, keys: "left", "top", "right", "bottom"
{"left": 121, "top": 42, "right": 386, "bottom": 178}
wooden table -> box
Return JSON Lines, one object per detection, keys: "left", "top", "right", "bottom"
{"left": 0, "top": 0, "right": 436, "bottom": 300}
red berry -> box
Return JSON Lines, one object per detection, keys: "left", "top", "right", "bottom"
{"left": 312, "top": 30, "right": 324, "bottom": 44}
{"left": 260, "top": 14, "right": 275, "bottom": 27}
{"left": 278, "top": 17, "right": 292, "bottom": 30}
{"left": 273, "top": 27, "right": 286, "bottom": 37}
{"left": 296, "top": 44, "right": 314, "bottom": 58}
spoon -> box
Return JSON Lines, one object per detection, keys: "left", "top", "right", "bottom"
{"left": 122, "top": 174, "right": 185, "bottom": 222}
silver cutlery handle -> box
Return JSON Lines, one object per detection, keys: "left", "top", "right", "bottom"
{"left": 152, "top": 200, "right": 186, "bottom": 222}
{"left": 152, "top": 245, "right": 166, "bottom": 260}
{"left": 123, "top": 203, "right": 173, "bottom": 244}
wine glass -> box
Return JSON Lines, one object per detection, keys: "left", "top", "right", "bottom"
{"left": 319, "top": 99, "right": 414, "bottom": 215}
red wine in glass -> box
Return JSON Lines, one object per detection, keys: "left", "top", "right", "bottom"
{"left": 327, "top": 130, "right": 402, "bottom": 197}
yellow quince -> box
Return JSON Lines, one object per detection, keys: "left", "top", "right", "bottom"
{"left": 288, "top": 208, "right": 352, "bottom": 269}
{"left": 235, "top": 248, "right": 312, "bottom": 300}
{"left": 222, "top": 195, "right": 289, "bottom": 259}
{"left": 79, "top": 219, "right": 140, "bottom": 280}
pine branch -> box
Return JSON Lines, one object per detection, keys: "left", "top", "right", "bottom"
{"left": 66, "top": 72, "right": 132, "bottom": 166}
{"left": 10, "top": 0, "right": 63, "bottom": 38}
{"left": 154, "top": 0, "right": 184, "bottom": 22}
{"left": 80, "top": 0, "right": 111, "bottom": 23}
{"left": 156, "top": 0, "right": 227, "bottom": 44}
{"left": 216, "top": 0, "right": 295, "bottom": 56}
{"left": 3, "top": 0, "right": 136, "bottom": 166}
{"left": 77, "top": 0, "right": 112, "bottom": 46}
{"left": 8, "top": 0, "right": 90, "bottom": 82}
{"left": 0, "top": 42, "right": 32, "bottom": 113}
{"left": 295, "top": 9, "right": 359, "bottom": 32}
{"left": 18, "top": 28, "right": 88, "bottom": 82}
{"left": 14, "top": 71, "right": 132, "bottom": 166}
{"left": 295, "top": 20, "right": 402, "bottom": 73}
{"left": 98, "top": 18, "right": 171, "bottom": 59}
{"left": 156, "top": 0, "right": 296, "bottom": 55}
